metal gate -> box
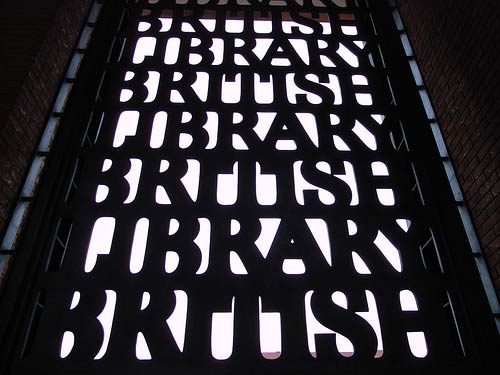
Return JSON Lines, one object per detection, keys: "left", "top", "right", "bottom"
{"left": 0, "top": 0, "right": 498, "bottom": 374}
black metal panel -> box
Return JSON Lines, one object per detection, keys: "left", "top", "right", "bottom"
{"left": 1, "top": 0, "right": 498, "bottom": 374}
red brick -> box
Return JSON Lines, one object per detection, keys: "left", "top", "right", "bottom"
{"left": 397, "top": 0, "right": 500, "bottom": 297}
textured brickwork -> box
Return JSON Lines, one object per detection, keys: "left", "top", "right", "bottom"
{"left": 0, "top": 0, "right": 92, "bottom": 238}
{"left": 396, "top": 0, "right": 500, "bottom": 295}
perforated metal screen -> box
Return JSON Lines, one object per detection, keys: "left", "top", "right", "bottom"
{"left": 1, "top": 1, "right": 498, "bottom": 374}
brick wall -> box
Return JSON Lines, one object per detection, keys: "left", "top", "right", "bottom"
{"left": 0, "top": 0, "right": 92, "bottom": 238}
{"left": 396, "top": 0, "right": 500, "bottom": 295}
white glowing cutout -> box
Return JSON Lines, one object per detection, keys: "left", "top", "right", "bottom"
{"left": 282, "top": 259, "right": 306, "bottom": 274}
{"left": 138, "top": 22, "right": 151, "bottom": 32}
{"left": 231, "top": 219, "right": 240, "bottom": 235}
{"left": 193, "top": 72, "right": 209, "bottom": 102}
{"left": 171, "top": 72, "right": 199, "bottom": 103}
{"left": 195, "top": 218, "right": 211, "bottom": 275}
{"left": 143, "top": 71, "right": 160, "bottom": 103}
{"left": 377, "top": 189, "right": 395, "bottom": 206}
{"left": 254, "top": 20, "right": 273, "bottom": 33}
{"left": 140, "top": 292, "right": 150, "bottom": 311}
{"left": 318, "top": 40, "right": 336, "bottom": 67}
{"left": 217, "top": 162, "right": 238, "bottom": 205}
{"left": 234, "top": 39, "right": 249, "bottom": 65}
{"left": 289, "top": 39, "right": 310, "bottom": 65}
{"left": 341, "top": 26, "right": 358, "bottom": 35}
{"left": 181, "top": 22, "right": 195, "bottom": 33}
{"left": 95, "top": 185, "right": 109, "bottom": 203}
{"left": 352, "top": 252, "right": 371, "bottom": 274}
{"left": 150, "top": 111, "right": 168, "bottom": 149}
{"left": 113, "top": 111, "right": 139, "bottom": 148}
{"left": 356, "top": 93, "right": 373, "bottom": 106}
{"left": 169, "top": 218, "right": 179, "bottom": 235}
{"left": 396, "top": 219, "right": 411, "bottom": 232}
{"left": 400, "top": 290, "right": 419, "bottom": 311}
{"left": 179, "top": 133, "right": 193, "bottom": 149}
{"left": 354, "top": 40, "right": 367, "bottom": 49}
{"left": 60, "top": 332, "right": 74, "bottom": 358}
{"left": 230, "top": 251, "right": 248, "bottom": 275}
{"left": 254, "top": 74, "right": 274, "bottom": 104}
{"left": 333, "top": 135, "right": 351, "bottom": 151}
{"left": 253, "top": 38, "right": 273, "bottom": 59}
{"left": 181, "top": 112, "right": 192, "bottom": 123}
{"left": 353, "top": 120, "right": 377, "bottom": 150}
{"left": 255, "top": 219, "right": 281, "bottom": 259}
{"left": 352, "top": 75, "right": 368, "bottom": 85}
{"left": 304, "top": 290, "right": 336, "bottom": 358}
{"left": 204, "top": 112, "right": 218, "bottom": 150}
{"left": 166, "top": 290, "right": 188, "bottom": 352}
{"left": 256, "top": 162, "right": 277, "bottom": 205}
{"left": 254, "top": 112, "right": 276, "bottom": 140}
{"left": 129, "top": 218, "right": 149, "bottom": 274}
{"left": 317, "top": 74, "right": 342, "bottom": 104}
{"left": 407, "top": 332, "right": 428, "bottom": 358}
{"left": 133, "top": 37, "right": 156, "bottom": 64}
{"left": 372, "top": 114, "right": 385, "bottom": 125}
{"left": 282, "top": 20, "right": 313, "bottom": 34}
{"left": 334, "top": 161, "right": 359, "bottom": 206}
{"left": 330, "top": 292, "right": 354, "bottom": 356}
{"left": 123, "top": 158, "right": 142, "bottom": 204}
{"left": 85, "top": 217, "right": 115, "bottom": 273}
{"left": 136, "top": 332, "right": 152, "bottom": 360}
{"left": 121, "top": 87, "right": 132, "bottom": 102}
{"left": 338, "top": 43, "right": 359, "bottom": 67}
{"left": 371, "top": 161, "right": 389, "bottom": 176}
{"left": 101, "top": 158, "right": 112, "bottom": 172}
{"left": 233, "top": 112, "right": 243, "bottom": 124}
{"left": 124, "top": 70, "right": 134, "bottom": 81}
{"left": 200, "top": 18, "right": 216, "bottom": 32}
{"left": 316, "top": 161, "right": 330, "bottom": 175}
{"left": 210, "top": 38, "right": 224, "bottom": 65}
{"left": 188, "top": 38, "right": 203, "bottom": 65}
{"left": 294, "top": 161, "right": 335, "bottom": 205}
{"left": 226, "top": 19, "right": 244, "bottom": 33}
{"left": 69, "top": 291, "right": 80, "bottom": 310}
{"left": 211, "top": 297, "right": 235, "bottom": 360}
{"left": 181, "top": 159, "right": 200, "bottom": 202}
{"left": 164, "top": 38, "right": 180, "bottom": 65}
{"left": 165, "top": 251, "right": 180, "bottom": 274}
{"left": 286, "top": 73, "right": 321, "bottom": 104}
{"left": 305, "top": 219, "right": 332, "bottom": 266}
{"left": 222, "top": 74, "right": 241, "bottom": 103}
{"left": 330, "top": 114, "right": 340, "bottom": 125}
{"left": 347, "top": 220, "right": 358, "bottom": 235}
{"left": 155, "top": 188, "right": 170, "bottom": 204}
{"left": 296, "top": 113, "right": 319, "bottom": 147}
{"left": 94, "top": 290, "right": 117, "bottom": 360}
{"left": 374, "top": 231, "right": 402, "bottom": 272}
{"left": 232, "top": 134, "right": 249, "bottom": 150}
{"left": 155, "top": 161, "right": 171, "bottom": 205}
{"left": 276, "top": 134, "right": 292, "bottom": 147}
{"left": 355, "top": 291, "right": 384, "bottom": 358}
{"left": 320, "top": 21, "right": 332, "bottom": 34}
{"left": 304, "top": 290, "right": 383, "bottom": 358}
{"left": 259, "top": 297, "right": 282, "bottom": 359}
{"left": 159, "top": 17, "right": 172, "bottom": 32}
